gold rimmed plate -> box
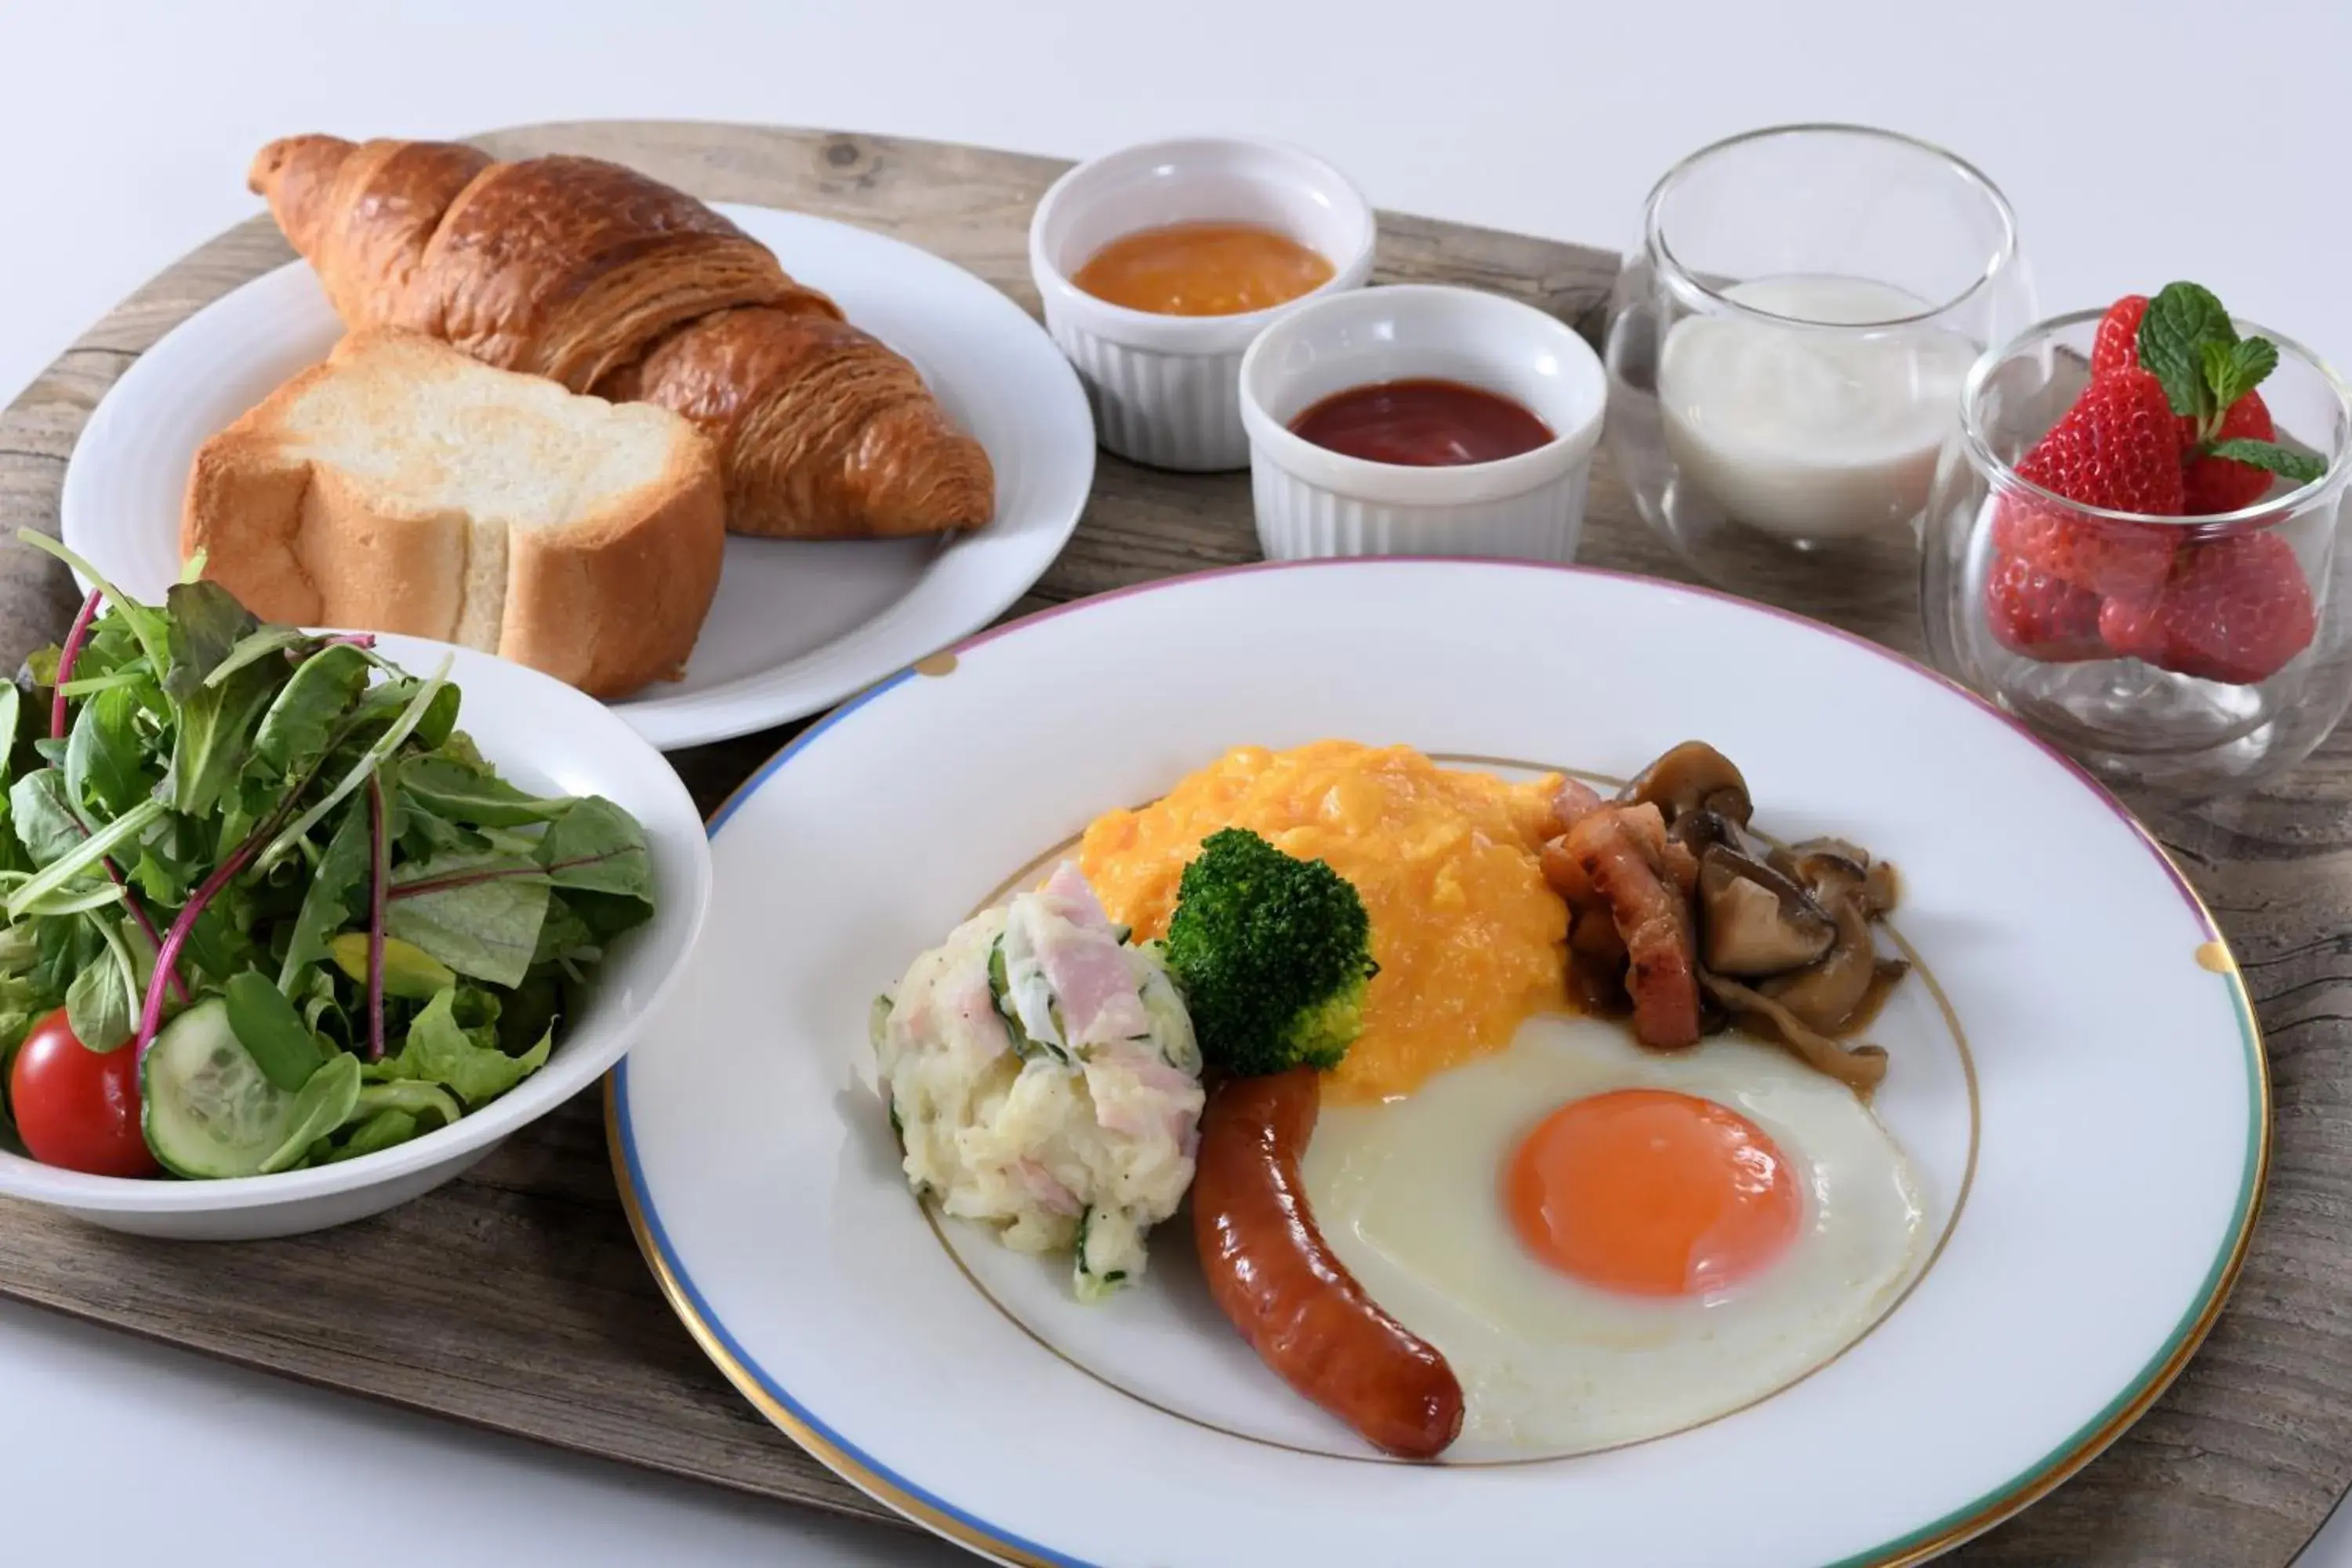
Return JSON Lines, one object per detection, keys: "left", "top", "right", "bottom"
{"left": 609, "top": 558, "right": 2266, "bottom": 1566}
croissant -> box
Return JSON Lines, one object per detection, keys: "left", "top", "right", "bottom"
{"left": 248, "top": 135, "right": 995, "bottom": 539}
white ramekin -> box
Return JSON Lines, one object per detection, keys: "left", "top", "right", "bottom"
{"left": 1029, "top": 137, "right": 1377, "bottom": 472}
{"left": 1238, "top": 285, "right": 1609, "bottom": 561}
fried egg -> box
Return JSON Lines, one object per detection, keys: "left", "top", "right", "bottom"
{"left": 1302, "top": 1014, "right": 1926, "bottom": 1456}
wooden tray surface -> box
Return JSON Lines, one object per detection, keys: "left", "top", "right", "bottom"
{"left": 2, "top": 119, "right": 2348, "bottom": 1566}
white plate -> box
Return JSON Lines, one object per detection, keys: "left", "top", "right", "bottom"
{"left": 0, "top": 633, "right": 711, "bottom": 1240}
{"left": 611, "top": 560, "right": 2265, "bottom": 1566}
{"left": 59, "top": 205, "right": 1094, "bottom": 752}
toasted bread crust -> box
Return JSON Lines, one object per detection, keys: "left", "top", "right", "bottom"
{"left": 181, "top": 328, "right": 724, "bottom": 699}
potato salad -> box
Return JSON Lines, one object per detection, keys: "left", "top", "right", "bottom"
{"left": 871, "top": 862, "right": 1203, "bottom": 1300}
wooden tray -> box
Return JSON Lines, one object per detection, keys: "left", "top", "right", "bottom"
{"left": 2, "top": 119, "right": 2348, "bottom": 1566}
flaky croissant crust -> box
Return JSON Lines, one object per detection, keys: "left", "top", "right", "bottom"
{"left": 250, "top": 135, "right": 994, "bottom": 539}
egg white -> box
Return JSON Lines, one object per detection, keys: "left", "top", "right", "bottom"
{"left": 1302, "top": 1014, "right": 1926, "bottom": 1457}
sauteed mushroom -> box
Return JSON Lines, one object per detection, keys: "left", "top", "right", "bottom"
{"left": 1698, "top": 971, "right": 1889, "bottom": 1093}
{"left": 1759, "top": 844, "right": 1882, "bottom": 1034}
{"left": 1697, "top": 847, "right": 1835, "bottom": 977}
{"left": 1617, "top": 742, "right": 1752, "bottom": 826}
{"left": 1538, "top": 742, "right": 1912, "bottom": 1094}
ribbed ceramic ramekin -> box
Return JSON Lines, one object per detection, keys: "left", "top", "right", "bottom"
{"left": 1238, "top": 284, "right": 1608, "bottom": 560}
{"left": 1029, "top": 138, "right": 1376, "bottom": 473}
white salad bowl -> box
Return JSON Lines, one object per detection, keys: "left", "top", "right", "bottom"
{"left": 1240, "top": 283, "right": 1608, "bottom": 561}
{"left": 0, "top": 635, "right": 712, "bottom": 1240}
{"left": 1029, "top": 136, "right": 1377, "bottom": 471}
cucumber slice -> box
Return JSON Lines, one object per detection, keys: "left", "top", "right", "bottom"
{"left": 140, "top": 999, "right": 308, "bottom": 1179}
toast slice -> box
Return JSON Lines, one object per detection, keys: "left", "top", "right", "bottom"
{"left": 183, "top": 328, "right": 725, "bottom": 699}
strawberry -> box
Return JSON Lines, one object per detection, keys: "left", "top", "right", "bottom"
{"left": 2091, "top": 294, "right": 2149, "bottom": 378}
{"left": 1984, "top": 552, "right": 2107, "bottom": 661}
{"left": 2096, "top": 530, "right": 2314, "bottom": 684}
{"left": 2181, "top": 389, "right": 2278, "bottom": 515}
{"left": 1990, "top": 366, "right": 2183, "bottom": 598}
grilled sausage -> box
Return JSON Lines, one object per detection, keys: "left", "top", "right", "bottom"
{"left": 1191, "top": 1068, "right": 1465, "bottom": 1459}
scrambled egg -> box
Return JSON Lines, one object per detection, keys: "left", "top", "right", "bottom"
{"left": 1079, "top": 742, "right": 1567, "bottom": 1102}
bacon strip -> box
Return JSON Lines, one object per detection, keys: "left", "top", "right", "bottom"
{"left": 1560, "top": 805, "right": 1701, "bottom": 1048}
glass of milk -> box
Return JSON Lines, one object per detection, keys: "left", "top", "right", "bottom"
{"left": 1603, "top": 125, "right": 2033, "bottom": 605}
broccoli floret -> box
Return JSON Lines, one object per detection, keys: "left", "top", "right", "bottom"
{"left": 1161, "top": 828, "right": 1377, "bottom": 1076}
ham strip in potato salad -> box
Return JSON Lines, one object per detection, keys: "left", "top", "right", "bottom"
{"left": 871, "top": 862, "right": 1204, "bottom": 1300}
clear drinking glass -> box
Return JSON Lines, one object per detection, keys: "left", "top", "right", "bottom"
{"left": 1921, "top": 310, "right": 2352, "bottom": 798}
{"left": 1603, "top": 125, "right": 2034, "bottom": 612}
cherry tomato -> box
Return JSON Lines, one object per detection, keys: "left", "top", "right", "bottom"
{"left": 9, "top": 1008, "right": 160, "bottom": 1178}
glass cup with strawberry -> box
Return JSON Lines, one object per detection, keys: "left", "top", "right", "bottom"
{"left": 1922, "top": 283, "right": 2352, "bottom": 796}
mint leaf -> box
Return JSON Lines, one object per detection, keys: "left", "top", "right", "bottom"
{"left": 2205, "top": 438, "right": 2327, "bottom": 485}
{"left": 2140, "top": 282, "right": 2235, "bottom": 420}
{"left": 2202, "top": 337, "right": 2280, "bottom": 416}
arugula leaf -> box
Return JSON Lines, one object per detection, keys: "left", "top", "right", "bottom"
{"left": 3, "top": 795, "right": 165, "bottom": 922}
{"left": 0, "top": 925, "right": 57, "bottom": 1131}
{"left": 166, "top": 657, "right": 282, "bottom": 816}
{"left": 8, "top": 771, "right": 85, "bottom": 868}
{"left": 64, "top": 916, "right": 137, "bottom": 1053}
{"left": 181, "top": 904, "right": 256, "bottom": 989}
{"left": 364, "top": 988, "right": 550, "bottom": 1105}
{"left": 2205, "top": 438, "right": 2328, "bottom": 485}
{"left": 161, "top": 581, "right": 260, "bottom": 700}
{"left": 277, "top": 800, "right": 374, "bottom": 989}
{"left": 29, "top": 916, "right": 99, "bottom": 1000}
{"left": 224, "top": 970, "right": 328, "bottom": 1092}
{"left": 2140, "top": 282, "right": 2237, "bottom": 420}
{"left": 15, "top": 532, "right": 171, "bottom": 677}
{"left": 325, "top": 1107, "right": 419, "bottom": 1161}
{"left": 293, "top": 966, "right": 353, "bottom": 1051}
{"left": 397, "top": 754, "right": 574, "bottom": 827}
{"left": 201, "top": 626, "right": 312, "bottom": 691}
{"left": 253, "top": 644, "right": 371, "bottom": 781}
{"left": 257, "top": 1051, "right": 362, "bottom": 1174}
{"left": 383, "top": 851, "right": 550, "bottom": 988}
{"left": 256, "top": 660, "right": 451, "bottom": 873}
{"left": 64, "top": 684, "right": 149, "bottom": 817}
{"left": 11, "top": 882, "right": 125, "bottom": 919}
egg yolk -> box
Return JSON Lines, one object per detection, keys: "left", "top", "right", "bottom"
{"left": 1505, "top": 1088, "right": 1800, "bottom": 1298}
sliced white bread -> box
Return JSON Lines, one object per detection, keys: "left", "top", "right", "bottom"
{"left": 183, "top": 328, "right": 725, "bottom": 699}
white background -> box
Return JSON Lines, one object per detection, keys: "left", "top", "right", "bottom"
{"left": 0, "top": 1, "right": 2343, "bottom": 1562}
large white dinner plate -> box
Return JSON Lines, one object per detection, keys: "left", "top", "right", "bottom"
{"left": 59, "top": 205, "right": 1094, "bottom": 752}
{"left": 612, "top": 560, "right": 2265, "bottom": 1566}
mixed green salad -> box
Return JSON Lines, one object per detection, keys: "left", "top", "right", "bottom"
{"left": 0, "top": 533, "right": 654, "bottom": 1180}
